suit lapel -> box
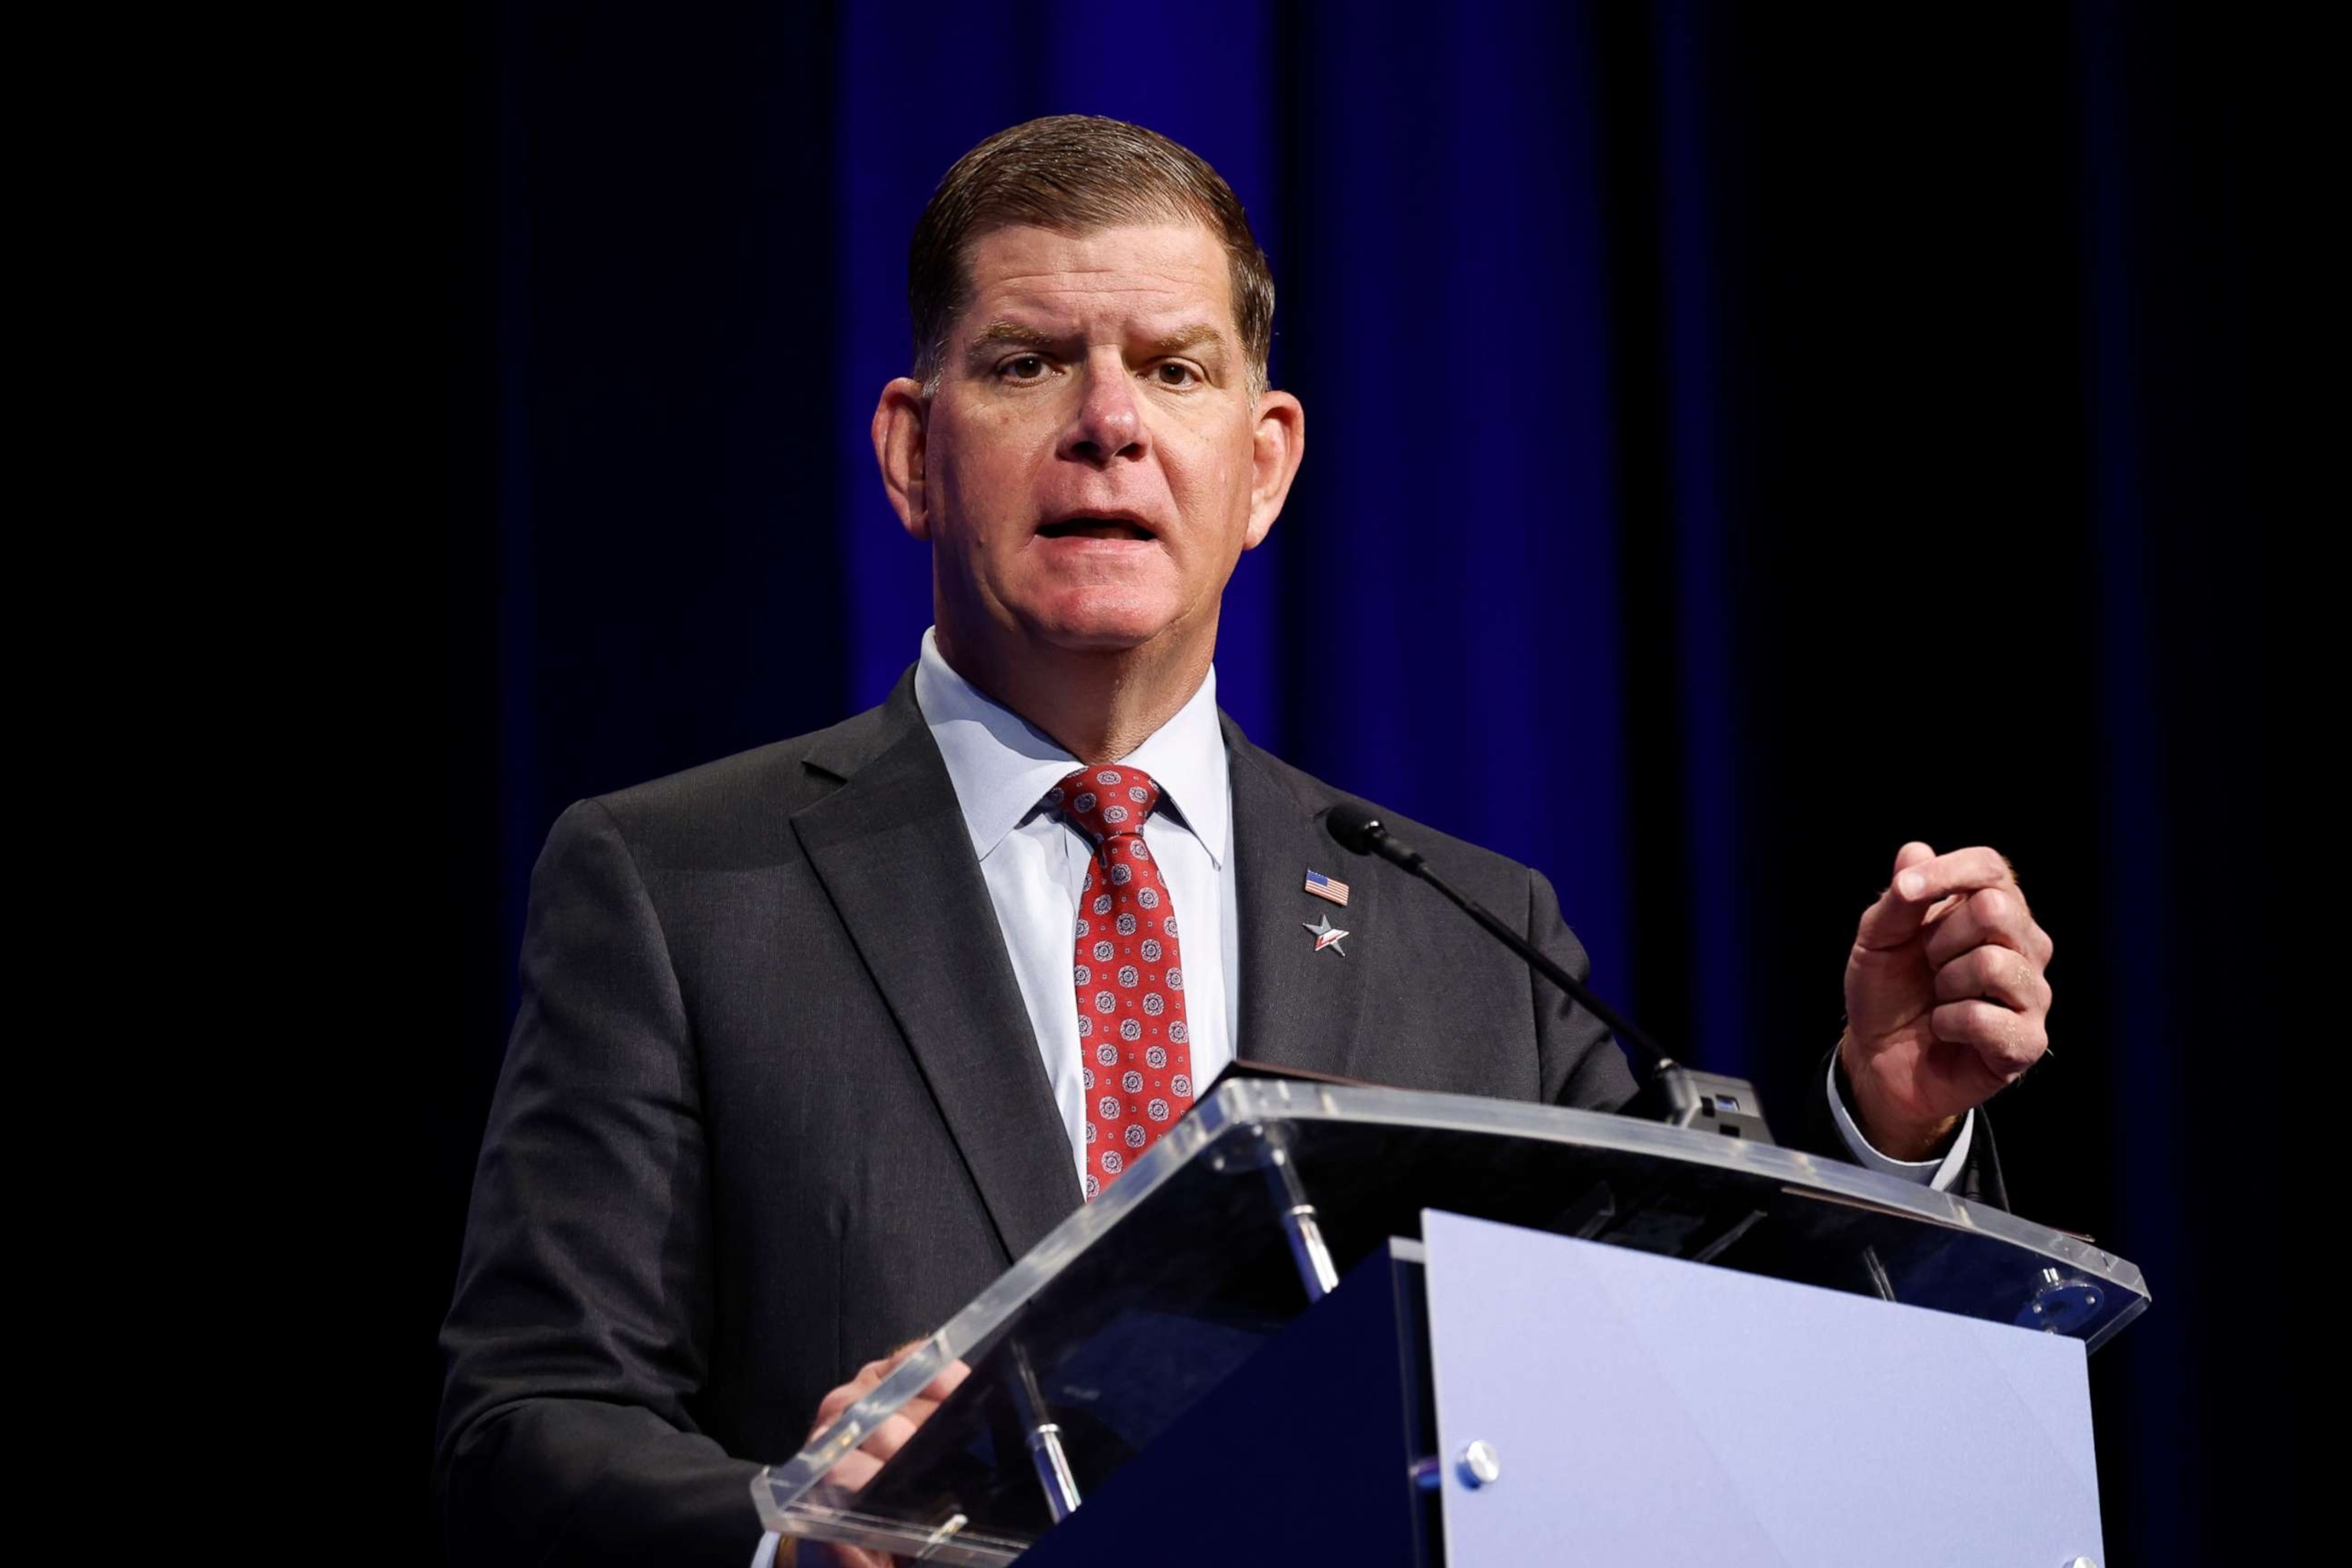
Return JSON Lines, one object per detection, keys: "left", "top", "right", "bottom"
{"left": 795, "top": 681, "right": 1082, "bottom": 1263}
{"left": 1224, "top": 720, "right": 1378, "bottom": 1080}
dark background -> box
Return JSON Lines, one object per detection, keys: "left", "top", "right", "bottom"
{"left": 405, "top": 2, "right": 2304, "bottom": 1560}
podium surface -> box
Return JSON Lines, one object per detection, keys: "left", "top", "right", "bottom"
{"left": 754, "top": 1076, "right": 2145, "bottom": 1564}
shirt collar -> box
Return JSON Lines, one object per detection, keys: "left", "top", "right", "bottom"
{"left": 913, "top": 627, "right": 1230, "bottom": 868}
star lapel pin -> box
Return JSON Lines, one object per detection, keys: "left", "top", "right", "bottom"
{"left": 1302, "top": 913, "right": 1351, "bottom": 956}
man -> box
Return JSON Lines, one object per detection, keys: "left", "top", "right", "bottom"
{"left": 437, "top": 116, "right": 2053, "bottom": 1567}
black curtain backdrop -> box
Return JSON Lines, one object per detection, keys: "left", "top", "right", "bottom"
{"left": 411, "top": 3, "right": 2301, "bottom": 1560}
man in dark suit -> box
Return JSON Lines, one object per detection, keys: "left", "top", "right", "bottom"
{"left": 438, "top": 116, "right": 2055, "bottom": 1567}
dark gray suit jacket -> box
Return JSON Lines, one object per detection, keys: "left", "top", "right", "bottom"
{"left": 435, "top": 676, "right": 1946, "bottom": 1565}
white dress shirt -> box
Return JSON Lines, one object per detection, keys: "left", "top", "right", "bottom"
{"left": 1828, "top": 1056, "right": 1975, "bottom": 1187}
{"left": 914, "top": 629, "right": 1239, "bottom": 1178}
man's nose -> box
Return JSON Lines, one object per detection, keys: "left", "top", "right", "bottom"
{"left": 1059, "top": 358, "right": 1147, "bottom": 466}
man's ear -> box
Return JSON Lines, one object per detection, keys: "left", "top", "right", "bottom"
{"left": 872, "top": 377, "right": 931, "bottom": 540}
{"left": 1242, "top": 389, "right": 1305, "bottom": 550}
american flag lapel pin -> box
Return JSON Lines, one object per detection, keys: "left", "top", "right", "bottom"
{"left": 1304, "top": 868, "right": 1351, "bottom": 906}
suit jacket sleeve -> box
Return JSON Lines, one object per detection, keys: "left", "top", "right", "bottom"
{"left": 436, "top": 799, "right": 764, "bottom": 1568}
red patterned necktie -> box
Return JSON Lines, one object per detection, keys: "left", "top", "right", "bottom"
{"left": 1051, "top": 764, "right": 1195, "bottom": 1200}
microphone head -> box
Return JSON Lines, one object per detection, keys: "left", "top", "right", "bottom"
{"left": 1325, "top": 802, "right": 1385, "bottom": 856}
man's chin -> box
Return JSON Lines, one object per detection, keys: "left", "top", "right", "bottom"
{"left": 1016, "top": 590, "right": 1196, "bottom": 655}
{"left": 1034, "top": 622, "right": 1166, "bottom": 655}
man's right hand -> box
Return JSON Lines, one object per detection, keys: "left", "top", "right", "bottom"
{"left": 790, "top": 1341, "right": 972, "bottom": 1568}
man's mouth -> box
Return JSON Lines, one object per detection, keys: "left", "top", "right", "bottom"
{"left": 1037, "top": 516, "right": 1155, "bottom": 542}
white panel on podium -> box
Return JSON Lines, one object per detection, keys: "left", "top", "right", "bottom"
{"left": 1420, "top": 1208, "right": 2105, "bottom": 1566}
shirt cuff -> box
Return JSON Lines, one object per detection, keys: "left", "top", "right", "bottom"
{"left": 751, "top": 1530, "right": 780, "bottom": 1568}
{"left": 1826, "top": 1056, "right": 1972, "bottom": 1191}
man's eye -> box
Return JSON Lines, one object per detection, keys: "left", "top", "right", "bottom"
{"left": 999, "top": 355, "right": 1049, "bottom": 381}
{"left": 1152, "top": 362, "right": 1200, "bottom": 387}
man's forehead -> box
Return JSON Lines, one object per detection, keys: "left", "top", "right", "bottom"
{"left": 957, "top": 221, "right": 1236, "bottom": 340}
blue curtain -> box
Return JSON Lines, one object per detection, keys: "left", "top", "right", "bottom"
{"left": 424, "top": 3, "right": 2294, "bottom": 1560}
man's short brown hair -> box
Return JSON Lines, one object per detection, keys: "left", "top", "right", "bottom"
{"left": 907, "top": 115, "right": 1276, "bottom": 397}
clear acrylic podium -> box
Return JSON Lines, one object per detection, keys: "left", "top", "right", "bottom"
{"left": 753, "top": 1076, "right": 2147, "bottom": 1564}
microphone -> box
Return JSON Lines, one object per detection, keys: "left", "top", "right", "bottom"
{"left": 1325, "top": 802, "right": 1773, "bottom": 1143}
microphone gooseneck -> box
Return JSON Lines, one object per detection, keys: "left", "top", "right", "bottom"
{"left": 1321, "top": 802, "right": 1773, "bottom": 1142}
{"left": 1323, "top": 803, "right": 1664, "bottom": 1068}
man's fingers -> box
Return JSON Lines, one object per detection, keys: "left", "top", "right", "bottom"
{"left": 871, "top": 1387, "right": 948, "bottom": 1435}
{"left": 918, "top": 1358, "right": 972, "bottom": 1403}
{"left": 803, "top": 1345, "right": 969, "bottom": 1505}
{"left": 815, "top": 1351, "right": 972, "bottom": 1478}
{"left": 825, "top": 1450, "right": 883, "bottom": 1491}
{"left": 813, "top": 1361, "right": 893, "bottom": 1427}
{"left": 813, "top": 1380, "right": 869, "bottom": 1429}
{"left": 1930, "top": 998, "right": 2047, "bottom": 1077}
{"left": 1922, "top": 887, "right": 2053, "bottom": 969}
{"left": 859, "top": 1411, "right": 923, "bottom": 1463}
{"left": 1893, "top": 841, "right": 1938, "bottom": 876}
{"left": 811, "top": 1341, "right": 944, "bottom": 1435}
{"left": 1856, "top": 845, "right": 2020, "bottom": 953}
{"left": 1855, "top": 842, "right": 1938, "bottom": 949}
{"left": 1894, "top": 846, "right": 2017, "bottom": 906}
{"left": 862, "top": 1361, "right": 972, "bottom": 1453}
{"left": 1931, "top": 945, "right": 2050, "bottom": 1014}
{"left": 887, "top": 1394, "right": 939, "bottom": 1430}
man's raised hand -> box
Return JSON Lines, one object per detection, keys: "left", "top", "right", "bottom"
{"left": 1841, "top": 841, "right": 2054, "bottom": 1161}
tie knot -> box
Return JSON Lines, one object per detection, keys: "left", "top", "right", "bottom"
{"left": 1050, "top": 764, "right": 1161, "bottom": 842}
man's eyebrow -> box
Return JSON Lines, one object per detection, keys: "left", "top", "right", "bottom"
{"left": 959, "top": 319, "right": 1233, "bottom": 361}
{"left": 1139, "top": 324, "right": 1229, "bottom": 359}
{"left": 964, "top": 320, "right": 1065, "bottom": 354}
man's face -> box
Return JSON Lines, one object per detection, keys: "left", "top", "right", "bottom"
{"left": 878, "top": 221, "right": 1302, "bottom": 672}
